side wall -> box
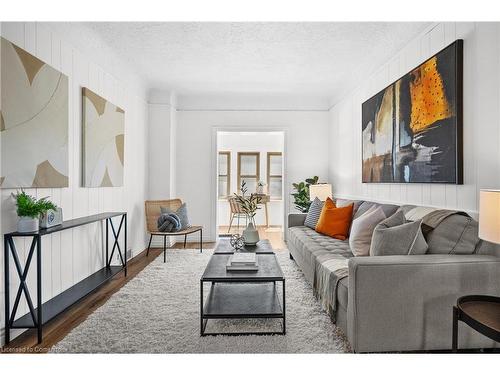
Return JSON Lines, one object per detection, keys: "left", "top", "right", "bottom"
{"left": 0, "top": 22, "right": 149, "bottom": 344}
{"left": 176, "top": 110, "right": 330, "bottom": 242}
{"left": 329, "top": 22, "right": 500, "bottom": 215}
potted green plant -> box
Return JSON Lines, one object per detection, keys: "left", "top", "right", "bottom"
{"left": 12, "top": 190, "right": 57, "bottom": 233}
{"left": 234, "top": 181, "right": 262, "bottom": 245}
{"left": 291, "top": 176, "right": 319, "bottom": 213}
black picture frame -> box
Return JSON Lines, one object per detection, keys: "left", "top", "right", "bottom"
{"left": 361, "top": 39, "right": 463, "bottom": 184}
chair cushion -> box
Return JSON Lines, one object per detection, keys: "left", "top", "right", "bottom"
{"left": 315, "top": 198, "right": 353, "bottom": 240}
{"left": 304, "top": 197, "right": 324, "bottom": 229}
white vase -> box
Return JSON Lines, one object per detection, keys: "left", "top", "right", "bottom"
{"left": 242, "top": 222, "right": 260, "bottom": 245}
{"left": 18, "top": 216, "right": 39, "bottom": 233}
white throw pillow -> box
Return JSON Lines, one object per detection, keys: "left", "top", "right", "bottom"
{"left": 349, "top": 206, "right": 386, "bottom": 256}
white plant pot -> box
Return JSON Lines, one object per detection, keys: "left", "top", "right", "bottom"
{"left": 242, "top": 222, "right": 260, "bottom": 245}
{"left": 18, "top": 216, "right": 39, "bottom": 233}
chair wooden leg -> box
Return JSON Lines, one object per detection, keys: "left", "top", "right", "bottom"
{"left": 228, "top": 214, "right": 234, "bottom": 233}
{"left": 146, "top": 234, "right": 153, "bottom": 256}
{"left": 163, "top": 236, "right": 167, "bottom": 263}
{"left": 184, "top": 234, "right": 187, "bottom": 248}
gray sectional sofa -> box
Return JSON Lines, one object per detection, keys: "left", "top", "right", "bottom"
{"left": 287, "top": 199, "right": 500, "bottom": 353}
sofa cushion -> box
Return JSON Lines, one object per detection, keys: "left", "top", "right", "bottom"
{"left": 354, "top": 200, "right": 399, "bottom": 220}
{"left": 304, "top": 197, "right": 324, "bottom": 229}
{"left": 335, "top": 198, "right": 364, "bottom": 217}
{"left": 426, "top": 214, "right": 480, "bottom": 254}
{"left": 370, "top": 211, "right": 428, "bottom": 256}
{"left": 349, "top": 205, "right": 386, "bottom": 256}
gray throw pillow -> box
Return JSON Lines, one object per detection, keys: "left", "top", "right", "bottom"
{"left": 370, "top": 211, "right": 428, "bottom": 256}
{"left": 304, "top": 197, "right": 324, "bottom": 229}
{"left": 161, "top": 203, "right": 191, "bottom": 230}
{"left": 426, "top": 214, "right": 479, "bottom": 255}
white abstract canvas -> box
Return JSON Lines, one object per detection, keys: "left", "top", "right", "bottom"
{"left": 0, "top": 37, "right": 69, "bottom": 188}
{"left": 82, "top": 87, "right": 124, "bottom": 187}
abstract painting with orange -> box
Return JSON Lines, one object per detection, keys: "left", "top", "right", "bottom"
{"left": 362, "top": 40, "right": 463, "bottom": 184}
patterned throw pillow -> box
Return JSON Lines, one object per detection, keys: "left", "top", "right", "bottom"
{"left": 370, "top": 211, "right": 428, "bottom": 256}
{"left": 161, "top": 203, "right": 191, "bottom": 230}
{"left": 304, "top": 197, "right": 324, "bottom": 229}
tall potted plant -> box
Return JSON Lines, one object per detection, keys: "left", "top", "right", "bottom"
{"left": 12, "top": 191, "right": 57, "bottom": 232}
{"left": 234, "top": 181, "right": 262, "bottom": 245}
{"left": 291, "top": 176, "right": 319, "bottom": 213}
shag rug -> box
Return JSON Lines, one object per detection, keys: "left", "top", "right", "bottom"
{"left": 51, "top": 248, "right": 350, "bottom": 353}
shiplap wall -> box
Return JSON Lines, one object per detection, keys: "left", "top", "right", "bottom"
{"left": 0, "top": 22, "right": 149, "bottom": 344}
{"left": 329, "top": 22, "right": 500, "bottom": 216}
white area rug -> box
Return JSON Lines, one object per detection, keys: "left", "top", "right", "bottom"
{"left": 51, "top": 249, "right": 350, "bottom": 353}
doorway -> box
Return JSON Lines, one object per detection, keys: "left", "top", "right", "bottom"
{"left": 215, "top": 131, "right": 285, "bottom": 248}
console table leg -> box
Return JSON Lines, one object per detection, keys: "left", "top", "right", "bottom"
{"left": 105, "top": 218, "right": 109, "bottom": 268}
{"left": 4, "top": 237, "right": 10, "bottom": 345}
{"left": 36, "top": 235, "right": 43, "bottom": 344}
{"left": 124, "top": 214, "right": 128, "bottom": 277}
{"left": 452, "top": 306, "right": 458, "bottom": 352}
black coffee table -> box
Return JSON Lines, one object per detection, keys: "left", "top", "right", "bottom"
{"left": 214, "top": 238, "right": 274, "bottom": 254}
{"left": 200, "top": 252, "right": 285, "bottom": 336}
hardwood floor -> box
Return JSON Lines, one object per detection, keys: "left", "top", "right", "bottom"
{"left": 1, "top": 241, "right": 215, "bottom": 353}
{"left": 219, "top": 225, "right": 286, "bottom": 249}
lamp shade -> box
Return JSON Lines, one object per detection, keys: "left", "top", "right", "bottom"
{"left": 309, "top": 184, "right": 332, "bottom": 201}
{"left": 479, "top": 189, "right": 500, "bottom": 244}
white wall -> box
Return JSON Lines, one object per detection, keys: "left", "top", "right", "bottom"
{"left": 176, "top": 110, "right": 330, "bottom": 242}
{"left": 0, "top": 22, "right": 149, "bottom": 345}
{"left": 217, "top": 131, "right": 284, "bottom": 227}
{"left": 329, "top": 22, "right": 500, "bottom": 216}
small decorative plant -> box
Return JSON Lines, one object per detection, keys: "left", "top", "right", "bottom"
{"left": 291, "top": 176, "right": 319, "bottom": 213}
{"left": 12, "top": 190, "right": 57, "bottom": 218}
{"left": 256, "top": 180, "right": 267, "bottom": 194}
{"left": 234, "top": 181, "right": 262, "bottom": 224}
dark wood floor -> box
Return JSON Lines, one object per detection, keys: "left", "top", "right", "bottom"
{"left": 1, "top": 241, "right": 216, "bottom": 353}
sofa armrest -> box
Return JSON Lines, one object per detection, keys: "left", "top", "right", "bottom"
{"left": 288, "top": 213, "right": 307, "bottom": 228}
{"left": 347, "top": 255, "right": 500, "bottom": 352}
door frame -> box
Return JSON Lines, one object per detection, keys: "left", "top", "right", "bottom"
{"left": 211, "top": 127, "right": 288, "bottom": 240}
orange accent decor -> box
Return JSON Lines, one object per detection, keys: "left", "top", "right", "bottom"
{"left": 409, "top": 56, "right": 452, "bottom": 133}
{"left": 315, "top": 198, "right": 354, "bottom": 240}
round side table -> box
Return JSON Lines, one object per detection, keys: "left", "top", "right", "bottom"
{"left": 452, "top": 295, "right": 500, "bottom": 352}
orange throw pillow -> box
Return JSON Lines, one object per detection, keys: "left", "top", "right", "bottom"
{"left": 315, "top": 198, "right": 354, "bottom": 240}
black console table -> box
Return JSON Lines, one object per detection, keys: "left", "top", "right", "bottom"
{"left": 3, "top": 212, "right": 127, "bottom": 345}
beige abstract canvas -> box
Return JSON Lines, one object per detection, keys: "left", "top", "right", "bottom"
{"left": 82, "top": 87, "right": 124, "bottom": 187}
{"left": 0, "top": 37, "right": 69, "bottom": 188}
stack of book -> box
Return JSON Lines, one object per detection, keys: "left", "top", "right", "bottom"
{"left": 226, "top": 252, "right": 259, "bottom": 271}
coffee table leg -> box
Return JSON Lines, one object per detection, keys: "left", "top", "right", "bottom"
{"left": 282, "top": 280, "right": 286, "bottom": 335}
{"left": 200, "top": 280, "right": 204, "bottom": 336}
{"left": 452, "top": 306, "right": 458, "bottom": 352}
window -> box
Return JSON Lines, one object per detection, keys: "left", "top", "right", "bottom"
{"left": 237, "top": 152, "right": 260, "bottom": 194}
{"left": 218, "top": 151, "right": 230, "bottom": 198}
{"left": 267, "top": 152, "right": 283, "bottom": 199}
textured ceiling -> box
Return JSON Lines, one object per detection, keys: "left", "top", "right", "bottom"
{"left": 81, "top": 22, "right": 431, "bottom": 106}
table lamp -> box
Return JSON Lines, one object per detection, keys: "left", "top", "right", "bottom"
{"left": 479, "top": 189, "right": 500, "bottom": 244}
{"left": 309, "top": 184, "right": 332, "bottom": 202}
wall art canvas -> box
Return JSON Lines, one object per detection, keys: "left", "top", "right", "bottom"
{"left": 0, "top": 37, "right": 69, "bottom": 188}
{"left": 362, "top": 40, "right": 463, "bottom": 184}
{"left": 82, "top": 87, "right": 124, "bottom": 187}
